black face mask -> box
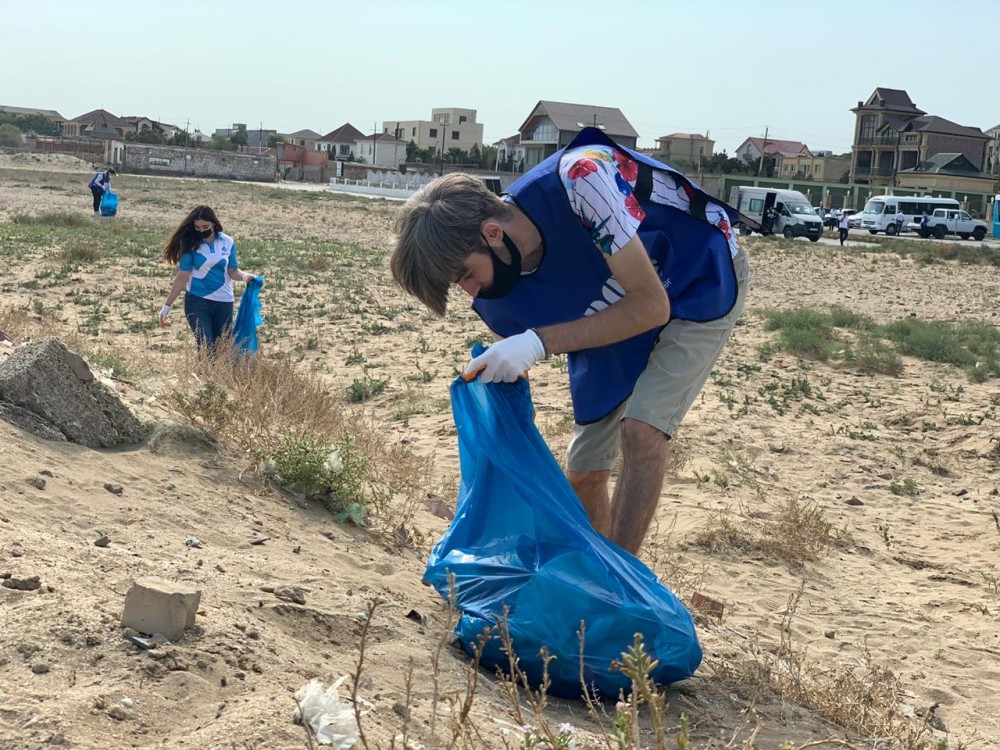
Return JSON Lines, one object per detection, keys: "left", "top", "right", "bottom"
{"left": 476, "top": 232, "right": 523, "bottom": 300}
{"left": 196, "top": 228, "right": 214, "bottom": 240}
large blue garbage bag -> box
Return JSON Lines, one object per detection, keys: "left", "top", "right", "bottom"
{"left": 233, "top": 276, "right": 265, "bottom": 354}
{"left": 424, "top": 355, "right": 702, "bottom": 699}
{"left": 99, "top": 190, "right": 118, "bottom": 217}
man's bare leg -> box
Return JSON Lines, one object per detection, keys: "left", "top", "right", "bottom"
{"left": 567, "top": 469, "right": 611, "bottom": 537}
{"left": 609, "top": 418, "right": 670, "bottom": 555}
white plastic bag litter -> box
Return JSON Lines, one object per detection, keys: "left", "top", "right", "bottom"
{"left": 293, "top": 677, "right": 359, "bottom": 747}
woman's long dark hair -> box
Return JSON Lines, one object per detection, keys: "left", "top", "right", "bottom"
{"left": 163, "top": 205, "right": 224, "bottom": 264}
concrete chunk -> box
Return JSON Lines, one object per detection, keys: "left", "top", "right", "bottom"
{"left": 0, "top": 337, "right": 148, "bottom": 447}
{"left": 121, "top": 578, "right": 202, "bottom": 641}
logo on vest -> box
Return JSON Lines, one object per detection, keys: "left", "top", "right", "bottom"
{"left": 582, "top": 260, "right": 671, "bottom": 317}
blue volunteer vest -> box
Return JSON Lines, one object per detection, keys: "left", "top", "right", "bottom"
{"left": 472, "top": 127, "right": 739, "bottom": 424}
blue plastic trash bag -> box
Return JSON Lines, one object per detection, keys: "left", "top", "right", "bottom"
{"left": 99, "top": 190, "right": 118, "bottom": 217}
{"left": 424, "top": 351, "right": 702, "bottom": 699}
{"left": 233, "top": 276, "right": 265, "bottom": 354}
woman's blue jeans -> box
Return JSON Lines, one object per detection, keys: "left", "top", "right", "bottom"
{"left": 183, "top": 293, "right": 233, "bottom": 352}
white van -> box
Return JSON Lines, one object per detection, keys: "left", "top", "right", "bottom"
{"left": 858, "top": 195, "right": 960, "bottom": 235}
{"left": 728, "top": 187, "right": 823, "bottom": 242}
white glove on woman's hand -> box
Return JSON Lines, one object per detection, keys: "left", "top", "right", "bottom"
{"left": 158, "top": 305, "right": 171, "bottom": 325}
{"left": 463, "top": 329, "right": 545, "bottom": 383}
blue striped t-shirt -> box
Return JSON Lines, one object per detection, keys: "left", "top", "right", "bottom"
{"left": 180, "top": 232, "right": 239, "bottom": 302}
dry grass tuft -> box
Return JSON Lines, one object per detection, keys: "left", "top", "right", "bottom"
{"left": 710, "top": 585, "right": 944, "bottom": 749}
{"left": 166, "top": 339, "right": 433, "bottom": 534}
{"left": 694, "top": 497, "right": 835, "bottom": 566}
{"left": 0, "top": 306, "right": 59, "bottom": 344}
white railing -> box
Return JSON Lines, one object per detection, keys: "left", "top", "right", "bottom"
{"left": 327, "top": 177, "right": 421, "bottom": 200}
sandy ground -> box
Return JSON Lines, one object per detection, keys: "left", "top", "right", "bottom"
{"left": 0, "top": 156, "right": 998, "bottom": 749}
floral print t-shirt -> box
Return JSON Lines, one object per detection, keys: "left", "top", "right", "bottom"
{"left": 558, "top": 146, "right": 740, "bottom": 259}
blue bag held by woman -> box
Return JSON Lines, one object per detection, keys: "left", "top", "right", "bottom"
{"left": 99, "top": 190, "right": 119, "bottom": 217}
{"left": 424, "top": 349, "right": 702, "bottom": 699}
{"left": 233, "top": 276, "right": 265, "bottom": 354}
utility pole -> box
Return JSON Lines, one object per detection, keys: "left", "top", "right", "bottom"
{"left": 757, "top": 126, "right": 769, "bottom": 177}
{"left": 372, "top": 121, "right": 377, "bottom": 167}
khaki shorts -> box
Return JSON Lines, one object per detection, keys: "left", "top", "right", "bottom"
{"left": 566, "top": 249, "right": 750, "bottom": 472}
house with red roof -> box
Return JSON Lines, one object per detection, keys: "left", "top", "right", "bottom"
{"left": 735, "top": 135, "right": 810, "bottom": 175}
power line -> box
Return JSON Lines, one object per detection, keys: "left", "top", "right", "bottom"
{"left": 628, "top": 120, "right": 765, "bottom": 133}
{"left": 766, "top": 126, "right": 852, "bottom": 142}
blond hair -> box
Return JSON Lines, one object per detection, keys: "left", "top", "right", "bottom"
{"left": 391, "top": 173, "right": 512, "bottom": 316}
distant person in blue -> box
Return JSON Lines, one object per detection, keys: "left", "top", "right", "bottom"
{"left": 391, "top": 128, "right": 748, "bottom": 555}
{"left": 87, "top": 167, "right": 116, "bottom": 215}
{"left": 158, "top": 206, "right": 259, "bottom": 352}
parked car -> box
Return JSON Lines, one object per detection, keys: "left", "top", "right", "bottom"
{"left": 823, "top": 208, "right": 857, "bottom": 229}
{"left": 847, "top": 210, "right": 863, "bottom": 228}
{"left": 907, "top": 208, "right": 988, "bottom": 240}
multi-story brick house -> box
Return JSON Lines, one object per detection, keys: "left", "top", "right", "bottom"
{"left": 985, "top": 123, "right": 1000, "bottom": 175}
{"left": 850, "top": 88, "right": 990, "bottom": 187}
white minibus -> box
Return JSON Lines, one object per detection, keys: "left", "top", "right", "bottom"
{"left": 859, "top": 195, "right": 960, "bottom": 235}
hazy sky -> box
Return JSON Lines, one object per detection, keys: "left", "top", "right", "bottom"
{"left": 3, "top": 0, "right": 998, "bottom": 156}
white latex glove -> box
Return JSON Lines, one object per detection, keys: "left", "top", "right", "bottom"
{"left": 464, "top": 329, "right": 545, "bottom": 383}
{"left": 158, "top": 304, "right": 171, "bottom": 326}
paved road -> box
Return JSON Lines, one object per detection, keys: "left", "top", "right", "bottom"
{"left": 794, "top": 229, "right": 1000, "bottom": 251}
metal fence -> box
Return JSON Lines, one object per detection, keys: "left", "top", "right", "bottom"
{"left": 32, "top": 136, "right": 105, "bottom": 164}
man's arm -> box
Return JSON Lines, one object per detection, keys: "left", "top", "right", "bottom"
{"left": 532, "top": 234, "right": 669, "bottom": 356}
{"left": 461, "top": 235, "right": 668, "bottom": 382}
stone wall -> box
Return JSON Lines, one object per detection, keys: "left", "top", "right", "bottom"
{"left": 123, "top": 144, "right": 276, "bottom": 182}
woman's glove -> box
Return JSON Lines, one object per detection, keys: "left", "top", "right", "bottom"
{"left": 463, "top": 329, "right": 545, "bottom": 383}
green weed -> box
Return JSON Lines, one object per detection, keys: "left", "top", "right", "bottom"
{"left": 347, "top": 376, "right": 388, "bottom": 403}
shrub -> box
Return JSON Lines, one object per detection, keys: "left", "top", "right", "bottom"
{"left": 167, "top": 345, "right": 430, "bottom": 532}
{"left": 0, "top": 123, "right": 23, "bottom": 147}
{"left": 12, "top": 212, "right": 89, "bottom": 228}
{"left": 265, "top": 428, "right": 331, "bottom": 496}
{"left": 60, "top": 240, "right": 102, "bottom": 263}
{"left": 347, "top": 376, "right": 388, "bottom": 403}
{"left": 173, "top": 382, "right": 238, "bottom": 434}
{"left": 879, "top": 319, "right": 1000, "bottom": 380}
{"left": 259, "top": 429, "right": 378, "bottom": 523}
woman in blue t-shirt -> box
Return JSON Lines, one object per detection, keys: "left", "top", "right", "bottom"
{"left": 87, "top": 168, "right": 116, "bottom": 215}
{"left": 158, "top": 205, "right": 258, "bottom": 351}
